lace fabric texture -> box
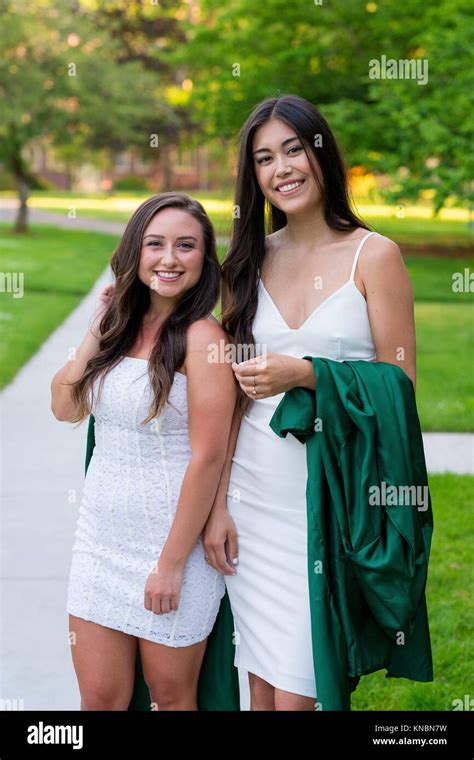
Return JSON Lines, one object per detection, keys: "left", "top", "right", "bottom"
{"left": 66, "top": 357, "right": 225, "bottom": 646}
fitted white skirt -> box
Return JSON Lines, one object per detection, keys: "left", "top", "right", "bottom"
{"left": 224, "top": 395, "right": 317, "bottom": 698}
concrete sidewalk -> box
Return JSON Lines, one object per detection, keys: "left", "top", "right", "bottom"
{"left": 423, "top": 433, "right": 473, "bottom": 475}
{"left": 1, "top": 267, "right": 112, "bottom": 710}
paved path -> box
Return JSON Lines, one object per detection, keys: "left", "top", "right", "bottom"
{"left": 423, "top": 433, "right": 473, "bottom": 475}
{"left": 1, "top": 268, "right": 112, "bottom": 710}
{"left": 0, "top": 206, "right": 472, "bottom": 711}
{"left": 0, "top": 203, "right": 229, "bottom": 246}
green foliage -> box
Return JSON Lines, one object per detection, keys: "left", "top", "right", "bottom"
{"left": 0, "top": 0, "right": 471, "bottom": 215}
{"left": 175, "top": 0, "right": 473, "bottom": 211}
{"left": 114, "top": 175, "right": 150, "bottom": 192}
{"left": 0, "top": 0, "right": 188, "bottom": 208}
{"left": 362, "top": 0, "right": 474, "bottom": 213}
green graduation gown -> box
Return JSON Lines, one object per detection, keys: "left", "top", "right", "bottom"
{"left": 269, "top": 358, "right": 434, "bottom": 710}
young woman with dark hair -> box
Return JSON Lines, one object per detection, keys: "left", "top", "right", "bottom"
{"left": 203, "top": 94, "right": 416, "bottom": 710}
{"left": 51, "top": 192, "right": 236, "bottom": 710}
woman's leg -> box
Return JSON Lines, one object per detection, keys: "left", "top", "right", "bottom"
{"left": 138, "top": 636, "right": 207, "bottom": 711}
{"left": 69, "top": 615, "right": 137, "bottom": 710}
{"left": 274, "top": 687, "right": 316, "bottom": 711}
{"left": 248, "top": 672, "right": 316, "bottom": 711}
{"left": 248, "top": 672, "right": 276, "bottom": 710}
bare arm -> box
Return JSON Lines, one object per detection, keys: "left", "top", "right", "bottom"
{"left": 209, "top": 398, "right": 243, "bottom": 513}
{"left": 201, "top": 396, "right": 243, "bottom": 575}
{"left": 50, "top": 284, "right": 114, "bottom": 421}
{"left": 360, "top": 236, "right": 417, "bottom": 391}
{"left": 51, "top": 330, "right": 100, "bottom": 421}
{"left": 157, "top": 319, "right": 237, "bottom": 570}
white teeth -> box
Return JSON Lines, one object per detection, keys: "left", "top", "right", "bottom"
{"left": 155, "top": 271, "right": 183, "bottom": 279}
{"left": 278, "top": 181, "right": 303, "bottom": 193}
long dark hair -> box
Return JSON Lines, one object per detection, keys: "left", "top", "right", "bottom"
{"left": 221, "top": 93, "right": 370, "bottom": 414}
{"left": 71, "top": 192, "right": 220, "bottom": 423}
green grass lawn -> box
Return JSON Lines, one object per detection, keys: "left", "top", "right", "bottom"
{"left": 2, "top": 190, "right": 473, "bottom": 247}
{"left": 415, "top": 304, "right": 474, "bottom": 431}
{"left": 366, "top": 217, "right": 473, "bottom": 249}
{"left": 405, "top": 257, "right": 473, "bottom": 303}
{"left": 0, "top": 223, "right": 472, "bottom": 431}
{"left": 352, "top": 473, "right": 474, "bottom": 711}
{"left": 0, "top": 225, "right": 119, "bottom": 387}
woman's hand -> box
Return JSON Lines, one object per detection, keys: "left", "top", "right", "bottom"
{"left": 231, "top": 353, "right": 315, "bottom": 399}
{"left": 90, "top": 283, "right": 115, "bottom": 338}
{"left": 144, "top": 558, "right": 184, "bottom": 614}
{"left": 202, "top": 502, "right": 239, "bottom": 576}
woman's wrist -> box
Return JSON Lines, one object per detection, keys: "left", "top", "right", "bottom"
{"left": 210, "top": 490, "right": 229, "bottom": 514}
{"left": 295, "top": 357, "right": 316, "bottom": 390}
{"left": 78, "top": 322, "right": 102, "bottom": 356}
{"left": 157, "top": 550, "right": 186, "bottom": 572}
{"left": 87, "top": 319, "right": 103, "bottom": 341}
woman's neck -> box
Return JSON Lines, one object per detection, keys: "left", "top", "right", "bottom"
{"left": 146, "top": 293, "right": 176, "bottom": 323}
{"left": 280, "top": 203, "right": 340, "bottom": 252}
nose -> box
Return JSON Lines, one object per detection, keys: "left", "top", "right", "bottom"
{"left": 275, "top": 154, "right": 291, "bottom": 176}
{"left": 160, "top": 245, "right": 179, "bottom": 266}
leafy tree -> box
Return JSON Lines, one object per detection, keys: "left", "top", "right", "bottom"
{"left": 176, "top": 0, "right": 472, "bottom": 212}
{"left": 0, "top": 0, "right": 189, "bottom": 231}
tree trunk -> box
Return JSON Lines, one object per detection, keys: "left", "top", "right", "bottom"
{"left": 161, "top": 141, "right": 173, "bottom": 191}
{"left": 14, "top": 176, "right": 29, "bottom": 234}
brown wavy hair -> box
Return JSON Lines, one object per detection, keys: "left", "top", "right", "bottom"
{"left": 71, "top": 192, "right": 220, "bottom": 424}
{"left": 221, "top": 94, "right": 370, "bottom": 414}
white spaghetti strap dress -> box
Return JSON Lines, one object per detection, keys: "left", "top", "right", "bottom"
{"left": 225, "top": 231, "right": 379, "bottom": 697}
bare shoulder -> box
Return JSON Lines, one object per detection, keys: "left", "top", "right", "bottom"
{"left": 186, "top": 315, "right": 226, "bottom": 352}
{"left": 184, "top": 317, "right": 236, "bottom": 398}
{"left": 359, "top": 232, "right": 403, "bottom": 267}
{"left": 358, "top": 233, "right": 413, "bottom": 299}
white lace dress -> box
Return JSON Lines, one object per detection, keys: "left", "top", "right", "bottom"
{"left": 66, "top": 356, "right": 226, "bottom": 646}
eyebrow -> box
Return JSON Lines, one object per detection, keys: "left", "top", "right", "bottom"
{"left": 253, "top": 136, "right": 300, "bottom": 155}
{"left": 143, "top": 235, "right": 198, "bottom": 242}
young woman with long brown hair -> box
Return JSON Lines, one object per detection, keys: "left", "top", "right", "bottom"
{"left": 51, "top": 193, "right": 236, "bottom": 710}
{"left": 203, "top": 94, "right": 416, "bottom": 711}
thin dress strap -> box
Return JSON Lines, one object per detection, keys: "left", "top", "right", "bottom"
{"left": 349, "top": 231, "right": 378, "bottom": 281}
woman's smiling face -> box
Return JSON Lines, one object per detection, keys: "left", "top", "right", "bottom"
{"left": 252, "top": 118, "right": 323, "bottom": 213}
{"left": 138, "top": 207, "right": 205, "bottom": 298}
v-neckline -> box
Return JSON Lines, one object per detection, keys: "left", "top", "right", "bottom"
{"left": 258, "top": 278, "right": 362, "bottom": 331}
